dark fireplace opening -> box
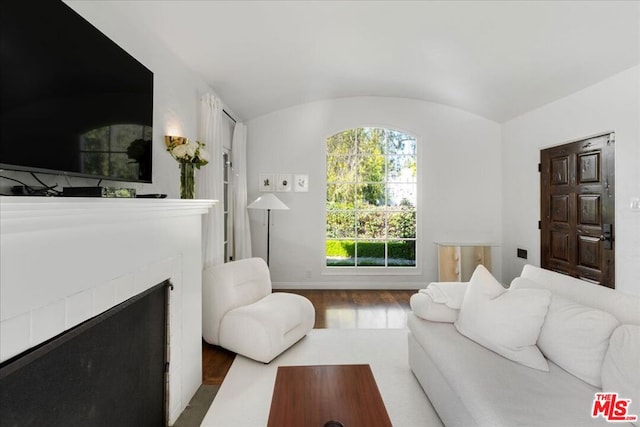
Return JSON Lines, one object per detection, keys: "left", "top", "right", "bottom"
{"left": 0, "top": 281, "right": 171, "bottom": 427}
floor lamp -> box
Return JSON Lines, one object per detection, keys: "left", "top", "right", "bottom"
{"left": 248, "top": 193, "right": 289, "bottom": 265}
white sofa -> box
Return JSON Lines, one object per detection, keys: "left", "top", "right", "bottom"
{"left": 408, "top": 264, "right": 640, "bottom": 427}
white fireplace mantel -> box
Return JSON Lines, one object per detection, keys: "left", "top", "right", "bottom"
{"left": 0, "top": 196, "right": 217, "bottom": 425}
{"left": 1, "top": 197, "right": 215, "bottom": 233}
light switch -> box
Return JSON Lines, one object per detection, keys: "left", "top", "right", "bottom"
{"left": 631, "top": 197, "right": 640, "bottom": 212}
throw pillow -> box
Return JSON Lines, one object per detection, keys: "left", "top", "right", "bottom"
{"left": 537, "top": 294, "right": 619, "bottom": 387}
{"left": 455, "top": 265, "right": 551, "bottom": 371}
{"left": 601, "top": 325, "right": 640, "bottom": 427}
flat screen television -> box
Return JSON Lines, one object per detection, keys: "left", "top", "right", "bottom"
{"left": 0, "top": 0, "right": 154, "bottom": 183}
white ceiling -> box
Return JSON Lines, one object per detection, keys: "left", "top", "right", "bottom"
{"left": 105, "top": 1, "right": 639, "bottom": 122}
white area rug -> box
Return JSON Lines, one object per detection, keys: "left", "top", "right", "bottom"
{"left": 200, "top": 329, "right": 443, "bottom": 426}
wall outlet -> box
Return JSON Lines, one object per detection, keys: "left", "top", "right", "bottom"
{"left": 631, "top": 197, "right": 640, "bottom": 212}
{"left": 305, "top": 269, "right": 312, "bottom": 279}
{"left": 517, "top": 248, "right": 528, "bottom": 259}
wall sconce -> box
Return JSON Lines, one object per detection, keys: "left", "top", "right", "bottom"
{"left": 165, "top": 135, "right": 188, "bottom": 148}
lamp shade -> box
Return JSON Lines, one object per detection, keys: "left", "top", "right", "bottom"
{"left": 248, "top": 193, "right": 289, "bottom": 210}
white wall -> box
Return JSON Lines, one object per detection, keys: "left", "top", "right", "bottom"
{"left": 502, "top": 66, "right": 640, "bottom": 296}
{"left": 0, "top": 2, "right": 213, "bottom": 198}
{"left": 246, "top": 97, "right": 502, "bottom": 288}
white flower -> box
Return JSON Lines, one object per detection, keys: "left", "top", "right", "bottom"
{"left": 167, "top": 139, "right": 208, "bottom": 167}
{"left": 185, "top": 142, "right": 198, "bottom": 158}
{"left": 172, "top": 144, "right": 189, "bottom": 159}
{"left": 198, "top": 148, "right": 209, "bottom": 163}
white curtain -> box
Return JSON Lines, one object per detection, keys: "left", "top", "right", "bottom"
{"left": 231, "top": 123, "right": 252, "bottom": 259}
{"left": 197, "top": 93, "right": 224, "bottom": 269}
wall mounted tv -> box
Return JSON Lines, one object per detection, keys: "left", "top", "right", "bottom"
{"left": 0, "top": 0, "right": 154, "bottom": 183}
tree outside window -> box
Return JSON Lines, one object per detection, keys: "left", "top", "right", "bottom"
{"left": 326, "top": 127, "right": 417, "bottom": 268}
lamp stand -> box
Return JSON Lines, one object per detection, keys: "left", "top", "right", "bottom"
{"left": 266, "top": 208, "right": 271, "bottom": 266}
{"left": 247, "top": 193, "right": 289, "bottom": 267}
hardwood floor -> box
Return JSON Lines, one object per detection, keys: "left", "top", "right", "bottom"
{"left": 202, "top": 289, "right": 416, "bottom": 385}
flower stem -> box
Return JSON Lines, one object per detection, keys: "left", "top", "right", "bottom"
{"left": 180, "top": 162, "right": 195, "bottom": 199}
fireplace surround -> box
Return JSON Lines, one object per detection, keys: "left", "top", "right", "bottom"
{"left": 1, "top": 281, "right": 170, "bottom": 426}
{"left": 0, "top": 197, "right": 216, "bottom": 425}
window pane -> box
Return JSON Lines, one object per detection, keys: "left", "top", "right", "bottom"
{"left": 327, "top": 183, "right": 355, "bottom": 207}
{"left": 356, "top": 240, "right": 385, "bottom": 266}
{"left": 357, "top": 154, "right": 385, "bottom": 183}
{"left": 326, "top": 240, "right": 355, "bottom": 266}
{"left": 387, "top": 132, "right": 416, "bottom": 155}
{"left": 327, "top": 130, "right": 358, "bottom": 155}
{"left": 111, "top": 124, "right": 144, "bottom": 151}
{"left": 327, "top": 155, "right": 356, "bottom": 183}
{"left": 356, "top": 183, "right": 385, "bottom": 208}
{"left": 387, "top": 155, "right": 417, "bottom": 182}
{"left": 358, "top": 127, "right": 386, "bottom": 153}
{"left": 388, "top": 210, "right": 416, "bottom": 238}
{"left": 387, "top": 183, "right": 417, "bottom": 208}
{"left": 80, "top": 126, "right": 109, "bottom": 150}
{"left": 108, "top": 152, "right": 138, "bottom": 180}
{"left": 223, "top": 153, "right": 229, "bottom": 181}
{"left": 326, "top": 211, "right": 355, "bottom": 238}
{"left": 224, "top": 213, "right": 228, "bottom": 241}
{"left": 356, "top": 211, "right": 386, "bottom": 238}
{"left": 388, "top": 240, "right": 416, "bottom": 266}
{"left": 80, "top": 152, "right": 108, "bottom": 175}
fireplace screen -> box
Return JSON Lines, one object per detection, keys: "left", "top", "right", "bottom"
{"left": 0, "top": 281, "right": 170, "bottom": 427}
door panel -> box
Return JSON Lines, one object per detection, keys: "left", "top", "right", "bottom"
{"left": 540, "top": 133, "right": 615, "bottom": 288}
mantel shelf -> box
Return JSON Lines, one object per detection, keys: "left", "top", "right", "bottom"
{"left": 0, "top": 196, "right": 217, "bottom": 234}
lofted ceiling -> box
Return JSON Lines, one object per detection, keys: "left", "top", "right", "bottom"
{"left": 96, "top": 1, "right": 638, "bottom": 122}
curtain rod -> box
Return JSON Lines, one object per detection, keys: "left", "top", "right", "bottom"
{"left": 223, "top": 109, "right": 237, "bottom": 124}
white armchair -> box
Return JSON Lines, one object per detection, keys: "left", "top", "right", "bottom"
{"left": 202, "top": 257, "right": 315, "bottom": 363}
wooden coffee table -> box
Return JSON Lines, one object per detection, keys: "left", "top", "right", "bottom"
{"left": 267, "top": 364, "right": 392, "bottom": 427}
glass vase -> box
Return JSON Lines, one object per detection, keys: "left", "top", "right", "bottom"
{"left": 179, "top": 161, "right": 195, "bottom": 199}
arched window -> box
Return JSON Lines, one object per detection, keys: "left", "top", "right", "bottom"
{"left": 326, "top": 127, "right": 417, "bottom": 268}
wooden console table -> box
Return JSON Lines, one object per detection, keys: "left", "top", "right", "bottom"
{"left": 436, "top": 242, "right": 494, "bottom": 282}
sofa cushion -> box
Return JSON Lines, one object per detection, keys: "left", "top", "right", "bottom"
{"left": 601, "top": 325, "right": 640, "bottom": 426}
{"left": 517, "top": 264, "right": 640, "bottom": 326}
{"left": 410, "top": 282, "right": 467, "bottom": 323}
{"left": 535, "top": 289, "right": 620, "bottom": 388}
{"left": 455, "top": 265, "right": 551, "bottom": 371}
{"left": 409, "top": 314, "right": 607, "bottom": 426}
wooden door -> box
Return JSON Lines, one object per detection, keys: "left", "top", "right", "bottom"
{"left": 540, "top": 133, "right": 615, "bottom": 288}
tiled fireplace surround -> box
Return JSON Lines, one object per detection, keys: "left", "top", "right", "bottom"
{"left": 0, "top": 197, "right": 216, "bottom": 425}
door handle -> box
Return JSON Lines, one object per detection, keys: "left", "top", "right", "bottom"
{"left": 600, "top": 224, "right": 613, "bottom": 250}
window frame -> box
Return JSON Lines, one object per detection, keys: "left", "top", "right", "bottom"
{"left": 323, "top": 127, "right": 420, "bottom": 275}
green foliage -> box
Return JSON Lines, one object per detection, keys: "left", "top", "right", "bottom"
{"left": 388, "top": 240, "right": 416, "bottom": 260}
{"left": 326, "top": 240, "right": 415, "bottom": 261}
{"left": 327, "top": 128, "right": 386, "bottom": 206}
{"left": 326, "top": 240, "right": 355, "bottom": 257}
{"left": 388, "top": 208, "right": 416, "bottom": 238}
{"left": 326, "top": 206, "right": 416, "bottom": 239}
